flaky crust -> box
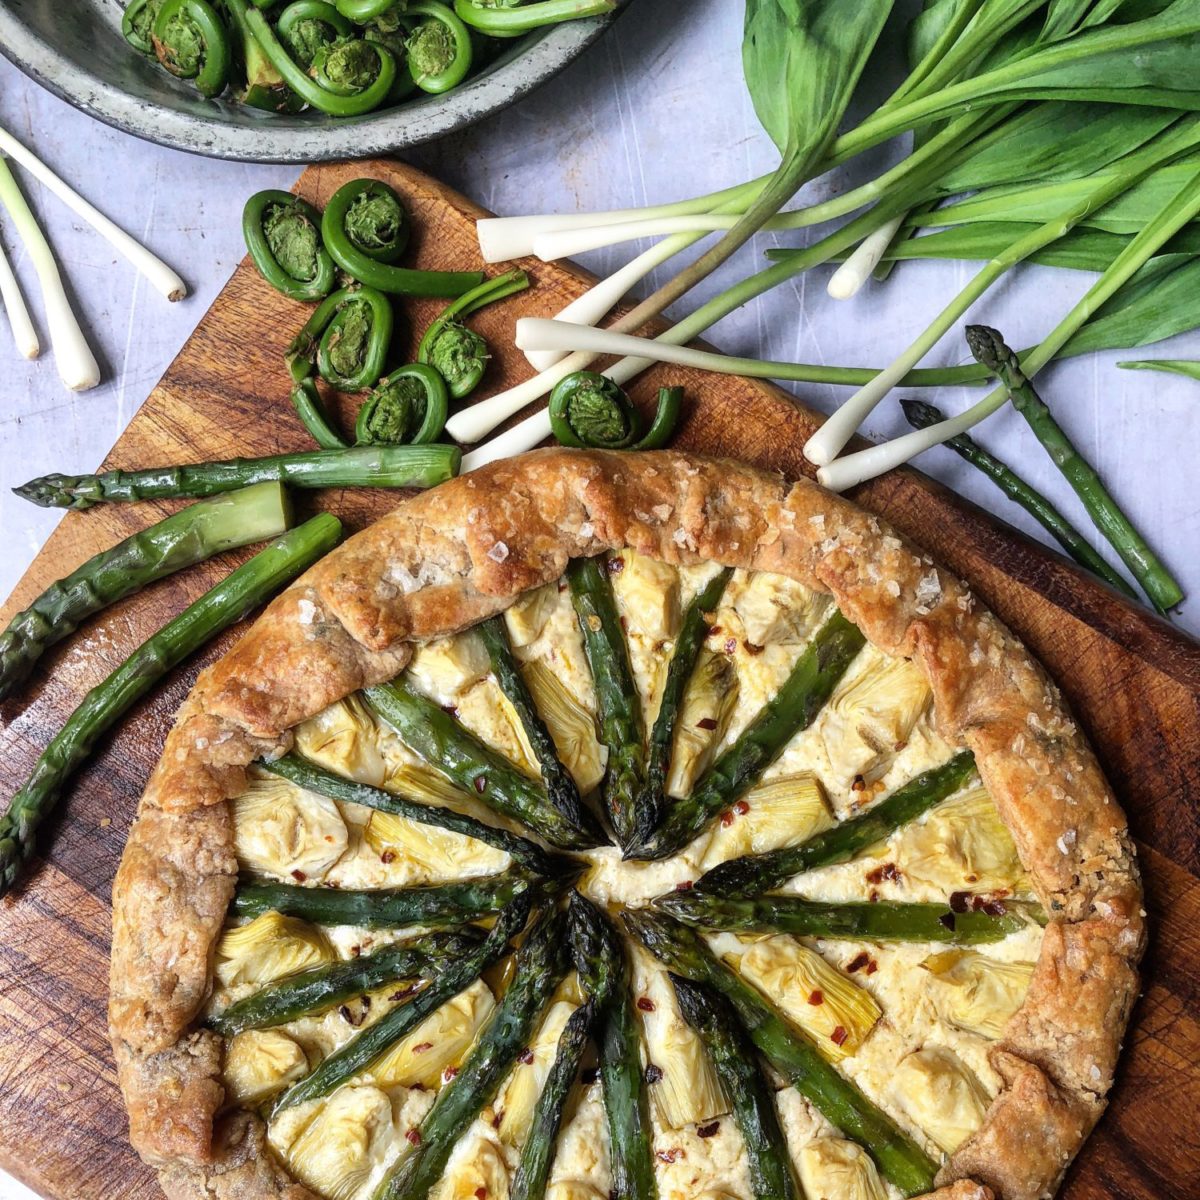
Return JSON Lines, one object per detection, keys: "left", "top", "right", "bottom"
{"left": 109, "top": 449, "right": 1143, "bottom": 1200}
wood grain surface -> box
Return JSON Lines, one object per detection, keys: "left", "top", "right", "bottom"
{"left": 0, "top": 160, "right": 1196, "bottom": 1200}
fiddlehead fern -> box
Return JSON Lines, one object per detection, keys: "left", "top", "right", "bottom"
{"left": 405, "top": 1, "right": 473, "bottom": 94}
{"left": 151, "top": 0, "right": 232, "bottom": 97}
{"left": 356, "top": 363, "right": 449, "bottom": 445}
{"left": 243, "top": 190, "right": 336, "bottom": 302}
{"left": 548, "top": 373, "right": 684, "bottom": 451}
{"left": 122, "top": 0, "right": 164, "bottom": 55}
{"left": 286, "top": 285, "right": 393, "bottom": 392}
{"left": 276, "top": 0, "right": 352, "bottom": 65}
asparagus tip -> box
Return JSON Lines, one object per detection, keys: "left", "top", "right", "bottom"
{"left": 898, "top": 397, "right": 946, "bottom": 430}
{"left": 965, "top": 324, "right": 1023, "bottom": 383}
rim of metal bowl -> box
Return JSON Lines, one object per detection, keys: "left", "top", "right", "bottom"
{"left": 0, "top": 7, "right": 623, "bottom": 163}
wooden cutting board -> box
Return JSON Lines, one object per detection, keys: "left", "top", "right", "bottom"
{"left": 0, "top": 159, "right": 1196, "bottom": 1200}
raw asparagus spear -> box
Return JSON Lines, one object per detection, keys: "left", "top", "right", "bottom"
{"left": 630, "top": 567, "right": 735, "bottom": 851}
{"left": 475, "top": 615, "right": 607, "bottom": 845}
{"left": 232, "top": 868, "right": 534, "bottom": 929}
{"left": 629, "top": 611, "right": 866, "bottom": 861}
{"left": 510, "top": 1001, "right": 597, "bottom": 1200}
{"left": 568, "top": 893, "right": 657, "bottom": 1200}
{"left": 265, "top": 752, "right": 565, "bottom": 876}
{"left": 671, "top": 977, "right": 799, "bottom": 1200}
{"left": 900, "top": 399, "right": 1136, "bottom": 599}
{"left": 14, "top": 444, "right": 461, "bottom": 509}
{"left": 375, "top": 906, "right": 569, "bottom": 1200}
{"left": 209, "top": 929, "right": 484, "bottom": 1036}
{"left": 966, "top": 324, "right": 1182, "bottom": 613}
{"left": 624, "top": 911, "right": 938, "bottom": 1197}
{"left": 656, "top": 891, "right": 1035, "bottom": 944}
{"left": 366, "top": 679, "right": 602, "bottom": 851}
{"left": 567, "top": 557, "right": 646, "bottom": 849}
{"left": 0, "top": 514, "right": 341, "bottom": 898}
{"left": 274, "top": 891, "right": 533, "bottom": 1115}
{"left": 0, "top": 482, "right": 293, "bottom": 700}
{"left": 696, "top": 751, "right": 976, "bottom": 898}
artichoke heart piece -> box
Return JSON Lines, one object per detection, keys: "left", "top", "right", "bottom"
{"left": 921, "top": 950, "right": 1035, "bottom": 1039}
{"left": 385, "top": 759, "right": 474, "bottom": 810}
{"left": 897, "top": 787, "right": 1030, "bottom": 894}
{"left": 518, "top": 660, "right": 606, "bottom": 794}
{"left": 232, "top": 773, "right": 349, "bottom": 882}
{"left": 798, "top": 1136, "right": 888, "bottom": 1200}
{"left": 439, "top": 1136, "right": 511, "bottom": 1200}
{"left": 224, "top": 1029, "right": 309, "bottom": 1106}
{"left": 505, "top": 583, "right": 560, "bottom": 648}
{"left": 890, "top": 1047, "right": 990, "bottom": 1154}
{"left": 609, "top": 549, "right": 682, "bottom": 641}
{"left": 730, "top": 571, "right": 830, "bottom": 647}
{"left": 699, "top": 772, "right": 833, "bottom": 870}
{"left": 733, "top": 935, "right": 880, "bottom": 1063}
{"left": 636, "top": 963, "right": 729, "bottom": 1129}
{"left": 215, "top": 911, "right": 334, "bottom": 988}
{"left": 369, "top": 979, "right": 495, "bottom": 1089}
{"left": 407, "top": 632, "right": 492, "bottom": 703}
{"left": 275, "top": 1084, "right": 395, "bottom": 1200}
{"left": 365, "top": 810, "right": 510, "bottom": 880}
{"left": 822, "top": 652, "right": 931, "bottom": 785}
{"left": 546, "top": 1185, "right": 606, "bottom": 1200}
{"left": 496, "top": 998, "right": 578, "bottom": 1146}
{"left": 667, "top": 650, "right": 739, "bottom": 799}
{"left": 294, "top": 694, "right": 390, "bottom": 788}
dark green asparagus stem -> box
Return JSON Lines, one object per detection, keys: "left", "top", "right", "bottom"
{"left": 375, "top": 906, "right": 569, "bottom": 1200}
{"left": 264, "top": 752, "right": 564, "bottom": 876}
{"left": 568, "top": 893, "right": 656, "bottom": 1200}
{"left": 629, "top": 611, "right": 866, "bottom": 862}
{"left": 656, "top": 892, "right": 1035, "bottom": 944}
{"left": 671, "top": 977, "right": 798, "bottom": 1200}
{"left": 232, "top": 867, "right": 533, "bottom": 928}
{"left": 631, "top": 567, "right": 734, "bottom": 851}
{"left": 900, "top": 398, "right": 1136, "bottom": 599}
{"left": 696, "top": 751, "right": 977, "bottom": 898}
{"left": 475, "top": 616, "right": 605, "bottom": 845}
{"left": 0, "top": 482, "right": 292, "bottom": 700}
{"left": 624, "top": 911, "right": 938, "bottom": 1198}
{"left": 510, "top": 1000, "right": 597, "bottom": 1200}
{"left": 966, "top": 324, "right": 1183, "bottom": 614}
{"left": 567, "top": 557, "right": 645, "bottom": 849}
{"left": 274, "top": 890, "right": 532, "bottom": 1115}
{"left": 14, "top": 445, "right": 461, "bottom": 510}
{"left": 365, "top": 678, "right": 602, "bottom": 851}
{"left": 209, "top": 928, "right": 484, "bottom": 1035}
{"left": 0, "top": 514, "right": 341, "bottom": 898}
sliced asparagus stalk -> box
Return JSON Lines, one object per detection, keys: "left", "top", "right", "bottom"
{"left": 696, "top": 751, "right": 977, "bottom": 898}
{"left": 656, "top": 892, "right": 1035, "bottom": 944}
{"left": 0, "top": 482, "right": 293, "bottom": 700}
{"left": 567, "top": 557, "right": 646, "bottom": 849}
{"left": 375, "top": 906, "right": 569, "bottom": 1200}
{"left": 632, "top": 567, "right": 734, "bottom": 851}
{"left": 510, "top": 1001, "right": 597, "bottom": 1200}
{"left": 0, "top": 514, "right": 341, "bottom": 898}
{"left": 232, "top": 868, "right": 534, "bottom": 929}
{"left": 475, "top": 615, "right": 606, "bottom": 845}
{"left": 265, "top": 753, "right": 565, "bottom": 876}
{"left": 671, "top": 977, "right": 799, "bottom": 1200}
{"left": 365, "top": 679, "right": 603, "bottom": 851}
{"left": 209, "top": 929, "right": 485, "bottom": 1036}
{"left": 624, "top": 911, "right": 938, "bottom": 1197}
{"left": 629, "top": 611, "right": 866, "bottom": 861}
{"left": 274, "top": 891, "right": 532, "bottom": 1115}
{"left": 568, "top": 893, "right": 656, "bottom": 1200}
{"left": 15, "top": 444, "right": 461, "bottom": 510}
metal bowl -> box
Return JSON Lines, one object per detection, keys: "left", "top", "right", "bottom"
{"left": 0, "top": 0, "right": 623, "bottom": 162}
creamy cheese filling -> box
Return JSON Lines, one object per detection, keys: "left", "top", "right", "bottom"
{"left": 212, "top": 552, "right": 1044, "bottom": 1200}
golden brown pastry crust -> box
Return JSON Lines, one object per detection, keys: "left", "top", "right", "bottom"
{"left": 108, "top": 449, "right": 1143, "bottom": 1200}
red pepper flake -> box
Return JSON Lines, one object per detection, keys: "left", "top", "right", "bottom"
{"left": 865, "top": 863, "right": 900, "bottom": 885}
{"left": 707, "top": 624, "right": 722, "bottom": 638}
{"left": 656, "top": 1149, "right": 680, "bottom": 1165}
{"left": 636, "top": 997, "right": 655, "bottom": 1013}
{"left": 697, "top": 1121, "right": 720, "bottom": 1139}
{"left": 724, "top": 637, "right": 737, "bottom": 655}
{"left": 390, "top": 983, "right": 418, "bottom": 1002}
{"left": 620, "top": 615, "right": 629, "bottom": 632}
{"left": 733, "top": 800, "right": 749, "bottom": 816}
{"left": 980, "top": 898, "right": 1008, "bottom": 916}
{"left": 808, "top": 989, "right": 825, "bottom": 1006}
{"left": 291, "top": 869, "right": 307, "bottom": 882}
{"left": 443, "top": 1066, "right": 459, "bottom": 1082}
{"left": 474, "top": 776, "right": 488, "bottom": 794}
{"left": 412, "top": 1042, "right": 433, "bottom": 1054}
{"left": 696, "top": 716, "right": 718, "bottom": 731}
{"left": 581, "top": 1067, "right": 600, "bottom": 1085}
{"left": 949, "top": 891, "right": 970, "bottom": 913}
{"left": 644, "top": 1064, "right": 664, "bottom": 1084}
{"left": 606, "top": 556, "right": 625, "bottom": 574}
{"left": 939, "top": 912, "right": 956, "bottom": 931}
{"left": 674, "top": 879, "right": 694, "bottom": 891}
{"left": 965, "top": 873, "right": 979, "bottom": 884}
{"left": 851, "top": 775, "right": 866, "bottom": 793}
{"left": 865, "top": 960, "right": 878, "bottom": 975}
{"left": 350, "top": 945, "right": 362, "bottom": 958}
{"left": 830, "top": 1026, "right": 849, "bottom": 1047}
{"left": 380, "top": 849, "right": 397, "bottom": 864}
{"left": 518, "top": 1048, "right": 535, "bottom": 1065}
{"left": 405, "top": 1129, "right": 422, "bottom": 1146}
{"left": 720, "top": 810, "right": 735, "bottom": 827}
{"left": 846, "top": 952, "right": 871, "bottom": 974}
{"left": 743, "top": 641, "right": 764, "bottom": 656}
{"left": 441, "top": 704, "right": 459, "bottom": 717}
{"left": 475, "top": 1189, "right": 488, "bottom": 1200}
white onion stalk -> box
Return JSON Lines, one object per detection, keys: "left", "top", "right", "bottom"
{"left": 827, "top": 215, "right": 906, "bottom": 300}
{"left": 0, "top": 127, "right": 187, "bottom": 302}
{"left": 0, "top": 158, "right": 99, "bottom": 391}
{"left": 816, "top": 417, "right": 980, "bottom": 492}
{"left": 532, "top": 215, "right": 746, "bottom": 262}
{"left": 0, "top": 234, "right": 39, "bottom": 358}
